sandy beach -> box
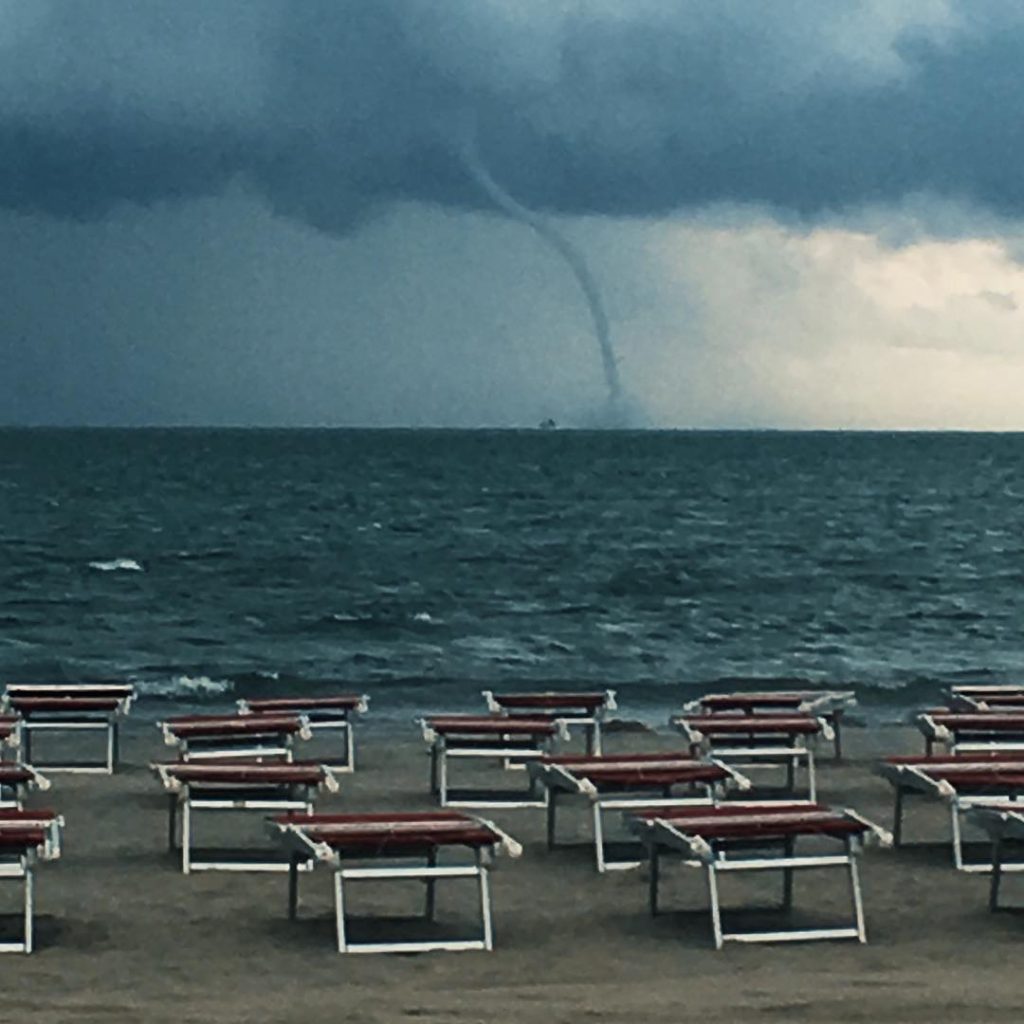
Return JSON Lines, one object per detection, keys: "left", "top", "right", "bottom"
{"left": 3, "top": 719, "right": 1023, "bottom": 1024}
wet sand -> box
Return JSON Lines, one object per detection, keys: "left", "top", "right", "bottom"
{"left": 3, "top": 719, "right": 1023, "bottom": 1024}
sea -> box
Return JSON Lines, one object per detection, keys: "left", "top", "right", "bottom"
{"left": 2, "top": 427, "right": 1022, "bottom": 728}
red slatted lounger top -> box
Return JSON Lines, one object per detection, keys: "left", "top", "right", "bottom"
{"left": 156, "top": 761, "right": 332, "bottom": 786}
{"left": 241, "top": 695, "right": 366, "bottom": 713}
{"left": 164, "top": 713, "right": 305, "bottom": 738}
{"left": 9, "top": 696, "right": 126, "bottom": 713}
{"left": 424, "top": 715, "right": 560, "bottom": 736}
{"left": 923, "top": 713, "right": 1024, "bottom": 732}
{"left": 673, "top": 714, "right": 824, "bottom": 736}
{"left": 489, "top": 692, "right": 610, "bottom": 712}
{"left": 277, "top": 811, "right": 504, "bottom": 854}
{"left": 541, "top": 752, "right": 729, "bottom": 787}
{"left": 634, "top": 802, "right": 868, "bottom": 841}
{"left": 695, "top": 692, "right": 823, "bottom": 711}
{"left": 0, "top": 765, "right": 42, "bottom": 785}
{"left": 0, "top": 810, "right": 61, "bottom": 854}
{"left": 883, "top": 752, "right": 1024, "bottom": 788}
{"left": 0, "top": 716, "right": 19, "bottom": 741}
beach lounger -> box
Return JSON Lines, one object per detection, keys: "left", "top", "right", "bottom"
{"left": 681, "top": 689, "right": 855, "bottom": 760}
{"left": 916, "top": 711, "right": 1024, "bottom": 755}
{"left": 876, "top": 752, "right": 1024, "bottom": 871}
{"left": 153, "top": 760, "right": 338, "bottom": 873}
{"left": 966, "top": 804, "right": 1024, "bottom": 910}
{"left": 420, "top": 715, "right": 567, "bottom": 808}
{"left": 948, "top": 685, "right": 1024, "bottom": 711}
{"left": 528, "top": 753, "right": 750, "bottom": 871}
{"left": 0, "top": 809, "right": 64, "bottom": 953}
{"left": 271, "top": 810, "right": 521, "bottom": 954}
{"left": 628, "top": 802, "right": 890, "bottom": 949}
{"left": 482, "top": 690, "right": 616, "bottom": 754}
{"left": 159, "top": 713, "right": 312, "bottom": 762}
{"left": 237, "top": 694, "right": 369, "bottom": 772}
{"left": 0, "top": 765, "right": 50, "bottom": 809}
{"left": 2, "top": 684, "right": 135, "bottom": 773}
{"left": 670, "top": 713, "right": 831, "bottom": 800}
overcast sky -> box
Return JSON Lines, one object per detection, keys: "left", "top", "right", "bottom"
{"left": 4, "top": 0, "right": 1024, "bottom": 428}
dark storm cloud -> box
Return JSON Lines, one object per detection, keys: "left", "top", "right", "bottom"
{"left": 2, "top": 1, "right": 1024, "bottom": 230}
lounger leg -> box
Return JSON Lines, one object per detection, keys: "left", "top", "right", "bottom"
{"left": 23, "top": 865, "right": 33, "bottom": 955}
{"left": 649, "top": 845, "right": 660, "bottom": 917}
{"left": 593, "top": 802, "right": 607, "bottom": 873}
{"left": 546, "top": 790, "right": 558, "bottom": 849}
{"left": 782, "top": 837, "right": 794, "bottom": 911}
{"left": 106, "top": 721, "right": 114, "bottom": 774}
{"left": 429, "top": 742, "right": 438, "bottom": 795}
{"left": 182, "top": 798, "right": 192, "bottom": 875}
{"left": 832, "top": 710, "right": 843, "bottom": 761}
{"left": 439, "top": 743, "right": 448, "bottom": 807}
{"left": 707, "top": 863, "right": 724, "bottom": 950}
{"left": 288, "top": 854, "right": 300, "bottom": 920}
{"left": 893, "top": 787, "right": 904, "bottom": 848}
{"left": 478, "top": 856, "right": 494, "bottom": 951}
{"left": 334, "top": 871, "right": 347, "bottom": 953}
{"left": 167, "top": 794, "right": 178, "bottom": 852}
{"left": 346, "top": 720, "right": 355, "bottom": 771}
{"left": 425, "top": 849, "right": 437, "bottom": 921}
{"left": 847, "top": 845, "right": 867, "bottom": 943}
{"left": 990, "top": 835, "right": 1004, "bottom": 911}
{"left": 951, "top": 804, "right": 964, "bottom": 871}
{"left": 22, "top": 728, "right": 31, "bottom": 767}
{"left": 786, "top": 755, "right": 796, "bottom": 793}
{"left": 806, "top": 749, "right": 816, "bottom": 803}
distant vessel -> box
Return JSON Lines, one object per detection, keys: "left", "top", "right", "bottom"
{"left": 538, "top": 418, "right": 558, "bottom": 430}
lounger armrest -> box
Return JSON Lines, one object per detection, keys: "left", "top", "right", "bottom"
{"left": 471, "top": 815, "right": 523, "bottom": 859}
{"left": 418, "top": 718, "right": 436, "bottom": 743}
{"left": 481, "top": 690, "right": 500, "bottom": 713}
{"left": 710, "top": 758, "right": 752, "bottom": 791}
{"left": 604, "top": 689, "right": 618, "bottom": 712}
{"left": 844, "top": 809, "right": 894, "bottom": 848}
{"left": 321, "top": 766, "right": 340, "bottom": 794}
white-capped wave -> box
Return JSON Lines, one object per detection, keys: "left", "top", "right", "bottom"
{"left": 138, "top": 674, "right": 233, "bottom": 698}
{"left": 89, "top": 558, "right": 144, "bottom": 573}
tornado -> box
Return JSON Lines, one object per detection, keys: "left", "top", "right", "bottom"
{"left": 459, "top": 135, "right": 625, "bottom": 420}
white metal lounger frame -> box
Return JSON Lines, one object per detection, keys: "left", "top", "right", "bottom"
{"left": 276, "top": 817, "right": 522, "bottom": 954}
{"left": 157, "top": 764, "right": 336, "bottom": 874}
{"left": 672, "top": 717, "right": 830, "bottom": 802}
{"left": 877, "top": 761, "right": 1024, "bottom": 873}
{"left": 482, "top": 690, "right": 617, "bottom": 755}
{"left": 160, "top": 717, "right": 312, "bottom": 763}
{"left": 681, "top": 691, "right": 856, "bottom": 760}
{"left": 966, "top": 806, "right": 1024, "bottom": 910}
{"left": 4, "top": 688, "right": 136, "bottom": 774}
{"left": 0, "top": 815, "right": 63, "bottom": 954}
{"left": 529, "top": 758, "right": 751, "bottom": 872}
{"left": 237, "top": 696, "right": 369, "bottom": 772}
{"left": 917, "top": 713, "right": 1024, "bottom": 755}
{"left": 421, "top": 719, "right": 568, "bottom": 808}
{"left": 631, "top": 807, "right": 888, "bottom": 949}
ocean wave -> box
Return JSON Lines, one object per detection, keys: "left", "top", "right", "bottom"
{"left": 136, "top": 674, "right": 233, "bottom": 699}
{"left": 89, "top": 558, "right": 144, "bottom": 573}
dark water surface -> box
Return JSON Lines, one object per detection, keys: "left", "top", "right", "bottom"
{"left": 2, "top": 428, "right": 1022, "bottom": 723}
